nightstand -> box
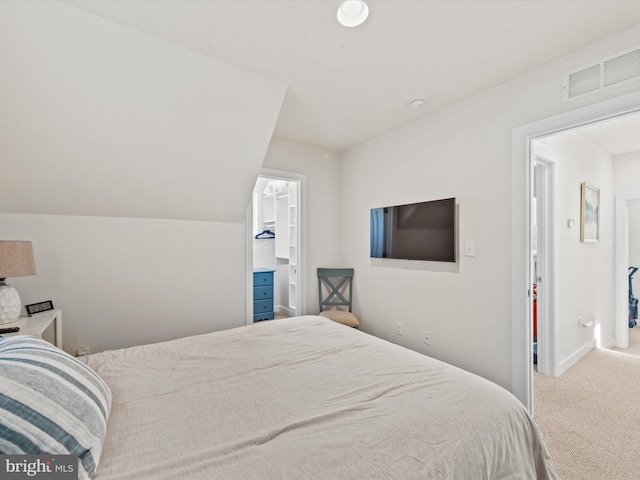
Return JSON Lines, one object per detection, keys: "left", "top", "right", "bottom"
{"left": 1, "top": 309, "right": 62, "bottom": 349}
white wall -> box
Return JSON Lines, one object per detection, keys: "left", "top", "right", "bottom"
{"left": 628, "top": 200, "right": 640, "bottom": 268}
{"left": 263, "top": 137, "right": 342, "bottom": 315}
{"left": 0, "top": 138, "right": 341, "bottom": 356}
{"left": 0, "top": 1, "right": 285, "bottom": 222}
{"left": 544, "top": 132, "right": 614, "bottom": 361}
{"left": 340, "top": 24, "right": 640, "bottom": 391}
{"left": 253, "top": 239, "right": 277, "bottom": 271}
{"left": 0, "top": 214, "right": 245, "bottom": 355}
{"left": 613, "top": 151, "right": 640, "bottom": 295}
{"left": 613, "top": 151, "right": 640, "bottom": 196}
{"left": 0, "top": 2, "right": 287, "bottom": 357}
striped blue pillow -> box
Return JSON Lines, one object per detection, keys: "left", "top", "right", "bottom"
{"left": 0, "top": 335, "right": 111, "bottom": 480}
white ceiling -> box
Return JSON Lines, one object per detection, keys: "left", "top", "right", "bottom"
{"left": 62, "top": 0, "right": 640, "bottom": 151}
{"left": 577, "top": 113, "right": 640, "bottom": 156}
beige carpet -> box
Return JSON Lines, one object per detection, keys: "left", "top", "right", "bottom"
{"left": 534, "top": 344, "right": 640, "bottom": 479}
{"left": 613, "top": 325, "right": 640, "bottom": 356}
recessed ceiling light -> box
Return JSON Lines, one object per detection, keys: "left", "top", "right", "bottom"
{"left": 337, "top": 1, "right": 369, "bottom": 28}
{"left": 409, "top": 98, "right": 426, "bottom": 109}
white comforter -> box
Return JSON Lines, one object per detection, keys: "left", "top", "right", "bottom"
{"left": 85, "top": 316, "right": 557, "bottom": 479}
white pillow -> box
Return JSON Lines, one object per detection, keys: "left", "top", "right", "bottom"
{"left": 0, "top": 335, "right": 111, "bottom": 480}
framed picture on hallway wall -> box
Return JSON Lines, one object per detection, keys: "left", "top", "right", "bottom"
{"left": 580, "top": 182, "right": 599, "bottom": 243}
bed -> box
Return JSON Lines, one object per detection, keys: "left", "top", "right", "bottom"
{"left": 0, "top": 316, "right": 557, "bottom": 479}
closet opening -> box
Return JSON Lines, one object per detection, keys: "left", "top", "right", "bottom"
{"left": 246, "top": 172, "right": 304, "bottom": 324}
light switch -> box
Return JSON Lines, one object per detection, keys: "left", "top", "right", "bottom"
{"left": 464, "top": 241, "right": 475, "bottom": 257}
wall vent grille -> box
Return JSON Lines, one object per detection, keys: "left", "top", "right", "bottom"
{"left": 563, "top": 45, "right": 640, "bottom": 102}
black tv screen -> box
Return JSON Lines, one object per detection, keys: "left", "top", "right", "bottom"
{"left": 370, "top": 198, "right": 456, "bottom": 262}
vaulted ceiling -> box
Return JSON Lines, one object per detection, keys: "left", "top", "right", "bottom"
{"left": 3, "top": 1, "right": 640, "bottom": 222}
{"left": 63, "top": 0, "right": 640, "bottom": 151}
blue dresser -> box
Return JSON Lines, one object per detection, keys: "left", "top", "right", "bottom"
{"left": 253, "top": 268, "right": 275, "bottom": 322}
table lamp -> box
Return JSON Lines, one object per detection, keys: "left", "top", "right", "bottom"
{"left": 0, "top": 241, "right": 36, "bottom": 324}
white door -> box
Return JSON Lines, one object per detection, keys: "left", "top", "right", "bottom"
{"left": 532, "top": 145, "right": 557, "bottom": 377}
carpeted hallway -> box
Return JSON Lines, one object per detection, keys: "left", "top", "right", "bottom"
{"left": 612, "top": 324, "right": 640, "bottom": 356}
{"left": 534, "top": 329, "right": 640, "bottom": 479}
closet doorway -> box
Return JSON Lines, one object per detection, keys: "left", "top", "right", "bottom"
{"left": 246, "top": 169, "right": 305, "bottom": 325}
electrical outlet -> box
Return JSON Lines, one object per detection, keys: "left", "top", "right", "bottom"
{"left": 395, "top": 322, "right": 403, "bottom": 336}
{"left": 423, "top": 331, "right": 431, "bottom": 345}
{"left": 578, "top": 317, "right": 582, "bottom": 329}
{"left": 464, "top": 241, "right": 476, "bottom": 257}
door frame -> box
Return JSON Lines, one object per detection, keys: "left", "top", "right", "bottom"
{"left": 245, "top": 168, "right": 307, "bottom": 325}
{"left": 511, "top": 89, "right": 640, "bottom": 412}
{"left": 615, "top": 193, "right": 640, "bottom": 349}
{"left": 531, "top": 144, "right": 557, "bottom": 378}
{"left": 615, "top": 196, "right": 630, "bottom": 349}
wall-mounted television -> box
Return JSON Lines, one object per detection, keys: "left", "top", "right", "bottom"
{"left": 370, "top": 197, "right": 456, "bottom": 262}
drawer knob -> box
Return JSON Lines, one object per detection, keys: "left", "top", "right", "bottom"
{"left": 263, "top": 277, "right": 268, "bottom": 282}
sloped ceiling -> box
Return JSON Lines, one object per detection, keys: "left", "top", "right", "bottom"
{"left": 0, "top": 1, "right": 287, "bottom": 222}
{"left": 60, "top": 0, "right": 640, "bottom": 151}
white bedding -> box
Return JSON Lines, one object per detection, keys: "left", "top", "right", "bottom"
{"left": 85, "top": 316, "right": 557, "bottom": 479}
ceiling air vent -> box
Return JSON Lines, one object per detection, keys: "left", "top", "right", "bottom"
{"left": 563, "top": 44, "right": 640, "bottom": 102}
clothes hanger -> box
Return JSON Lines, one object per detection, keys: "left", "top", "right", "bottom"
{"left": 255, "top": 229, "right": 275, "bottom": 239}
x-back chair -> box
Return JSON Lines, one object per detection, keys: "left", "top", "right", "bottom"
{"left": 317, "top": 268, "right": 360, "bottom": 328}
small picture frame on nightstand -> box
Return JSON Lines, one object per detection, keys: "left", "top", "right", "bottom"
{"left": 25, "top": 300, "right": 54, "bottom": 316}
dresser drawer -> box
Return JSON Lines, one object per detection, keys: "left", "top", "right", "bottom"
{"left": 253, "top": 312, "right": 275, "bottom": 322}
{"left": 253, "top": 285, "right": 274, "bottom": 300}
{"left": 253, "top": 271, "right": 274, "bottom": 286}
{"left": 253, "top": 299, "right": 274, "bottom": 314}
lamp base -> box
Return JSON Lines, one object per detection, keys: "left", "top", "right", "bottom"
{"left": 0, "top": 284, "right": 21, "bottom": 324}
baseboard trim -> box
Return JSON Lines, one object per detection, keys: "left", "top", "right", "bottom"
{"left": 275, "top": 305, "right": 295, "bottom": 317}
{"left": 602, "top": 339, "right": 616, "bottom": 349}
{"left": 558, "top": 339, "right": 597, "bottom": 376}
